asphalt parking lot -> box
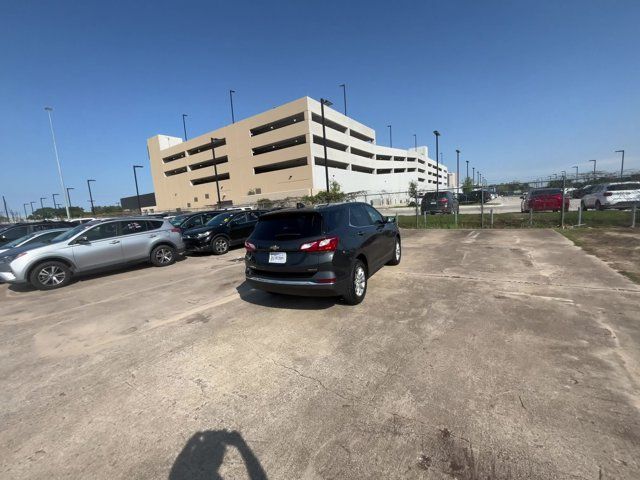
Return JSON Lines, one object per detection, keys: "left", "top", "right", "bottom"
{"left": 1, "top": 229, "right": 639, "bottom": 479}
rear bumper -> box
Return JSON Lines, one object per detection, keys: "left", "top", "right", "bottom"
{"left": 421, "top": 205, "right": 453, "bottom": 214}
{"left": 246, "top": 271, "right": 348, "bottom": 297}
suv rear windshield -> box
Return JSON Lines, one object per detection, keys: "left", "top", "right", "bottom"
{"left": 532, "top": 189, "right": 562, "bottom": 196}
{"left": 252, "top": 212, "right": 322, "bottom": 240}
{"left": 423, "top": 192, "right": 448, "bottom": 200}
{"left": 608, "top": 183, "right": 640, "bottom": 191}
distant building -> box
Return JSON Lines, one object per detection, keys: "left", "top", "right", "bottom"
{"left": 147, "top": 97, "right": 449, "bottom": 210}
{"left": 120, "top": 193, "right": 157, "bottom": 213}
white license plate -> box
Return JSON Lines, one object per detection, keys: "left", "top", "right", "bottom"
{"left": 430, "top": 201, "right": 437, "bottom": 205}
{"left": 268, "top": 252, "right": 287, "bottom": 264}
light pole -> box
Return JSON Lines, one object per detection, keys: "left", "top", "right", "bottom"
{"left": 413, "top": 134, "right": 417, "bottom": 150}
{"left": 573, "top": 165, "right": 579, "bottom": 180}
{"left": 320, "top": 98, "right": 333, "bottom": 193}
{"left": 52, "top": 193, "right": 60, "bottom": 211}
{"left": 87, "top": 179, "right": 96, "bottom": 215}
{"left": 211, "top": 138, "right": 222, "bottom": 205}
{"left": 2, "top": 195, "right": 9, "bottom": 221}
{"left": 23, "top": 203, "right": 29, "bottom": 220}
{"left": 229, "top": 89, "right": 236, "bottom": 124}
{"left": 44, "top": 107, "right": 70, "bottom": 219}
{"left": 456, "top": 149, "right": 460, "bottom": 195}
{"left": 433, "top": 130, "right": 440, "bottom": 195}
{"left": 472, "top": 167, "right": 475, "bottom": 186}
{"left": 66, "top": 187, "right": 74, "bottom": 215}
{"left": 40, "top": 197, "right": 47, "bottom": 218}
{"left": 615, "top": 150, "right": 625, "bottom": 178}
{"left": 133, "top": 165, "right": 144, "bottom": 214}
{"left": 466, "top": 160, "right": 469, "bottom": 181}
{"left": 339, "top": 84, "right": 347, "bottom": 116}
{"left": 182, "top": 114, "right": 188, "bottom": 141}
{"left": 387, "top": 125, "right": 392, "bottom": 147}
{"left": 29, "top": 201, "right": 36, "bottom": 215}
{"left": 589, "top": 159, "right": 596, "bottom": 179}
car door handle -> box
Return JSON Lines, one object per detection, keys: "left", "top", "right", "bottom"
{"left": 109, "top": 240, "right": 121, "bottom": 244}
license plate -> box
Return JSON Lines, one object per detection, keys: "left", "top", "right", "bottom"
{"left": 269, "top": 252, "right": 287, "bottom": 264}
{"left": 430, "top": 201, "right": 437, "bottom": 205}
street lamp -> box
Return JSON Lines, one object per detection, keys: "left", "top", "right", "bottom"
{"left": 133, "top": 165, "right": 144, "bottom": 213}
{"left": 472, "top": 167, "right": 475, "bottom": 186}
{"left": 413, "top": 134, "right": 417, "bottom": 150}
{"left": 456, "top": 149, "right": 461, "bottom": 195}
{"left": 339, "top": 84, "right": 347, "bottom": 116}
{"left": 29, "top": 201, "right": 36, "bottom": 215}
{"left": 615, "top": 150, "right": 625, "bottom": 178}
{"left": 210, "top": 138, "right": 222, "bottom": 205}
{"left": 387, "top": 125, "right": 393, "bottom": 147}
{"left": 87, "top": 179, "right": 96, "bottom": 215}
{"left": 23, "top": 203, "right": 29, "bottom": 220}
{"left": 182, "top": 114, "right": 188, "bottom": 141}
{"left": 589, "top": 159, "right": 596, "bottom": 179}
{"left": 66, "top": 187, "right": 74, "bottom": 216}
{"left": 320, "top": 98, "right": 333, "bottom": 193}
{"left": 40, "top": 197, "right": 47, "bottom": 218}
{"left": 573, "top": 165, "right": 579, "bottom": 180}
{"left": 52, "top": 193, "right": 60, "bottom": 211}
{"left": 466, "top": 160, "right": 469, "bottom": 181}
{"left": 44, "top": 106, "right": 71, "bottom": 219}
{"left": 433, "top": 130, "right": 440, "bottom": 195}
{"left": 229, "top": 89, "right": 236, "bottom": 123}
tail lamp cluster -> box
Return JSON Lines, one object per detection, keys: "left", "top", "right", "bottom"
{"left": 244, "top": 237, "right": 339, "bottom": 253}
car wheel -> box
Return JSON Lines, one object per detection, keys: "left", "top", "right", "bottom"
{"left": 342, "top": 259, "right": 367, "bottom": 305}
{"left": 595, "top": 200, "right": 603, "bottom": 211}
{"left": 151, "top": 245, "right": 176, "bottom": 266}
{"left": 211, "top": 236, "right": 229, "bottom": 255}
{"left": 387, "top": 237, "right": 401, "bottom": 265}
{"left": 29, "top": 261, "right": 72, "bottom": 290}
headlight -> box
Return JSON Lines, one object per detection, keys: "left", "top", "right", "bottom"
{"left": 196, "top": 232, "right": 210, "bottom": 238}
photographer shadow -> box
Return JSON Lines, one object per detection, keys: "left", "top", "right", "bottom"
{"left": 169, "top": 430, "right": 267, "bottom": 480}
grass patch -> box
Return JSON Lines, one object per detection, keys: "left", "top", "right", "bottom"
{"left": 398, "top": 210, "right": 636, "bottom": 229}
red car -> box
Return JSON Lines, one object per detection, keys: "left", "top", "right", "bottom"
{"left": 521, "top": 188, "right": 570, "bottom": 212}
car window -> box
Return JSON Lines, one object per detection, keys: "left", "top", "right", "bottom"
{"left": 231, "top": 213, "right": 247, "bottom": 224}
{"left": 322, "top": 207, "right": 347, "bottom": 232}
{"left": 31, "top": 230, "right": 64, "bottom": 244}
{"left": 186, "top": 216, "right": 204, "bottom": 228}
{"left": 247, "top": 212, "right": 259, "bottom": 222}
{"left": 364, "top": 204, "right": 384, "bottom": 224}
{"left": 2, "top": 226, "right": 29, "bottom": 241}
{"left": 84, "top": 222, "right": 120, "bottom": 241}
{"left": 349, "top": 204, "right": 372, "bottom": 227}
{"left": 608, "top": 183, "right": 640, "bottom": 191}
{"left": 147, "top": 220, "right": 164, "bottom": 230}
{"left": 120, "top": 220, "right": 148, "bottom": 235}
{"left": 252, "top": 213, "right": 322, "bottom": 240}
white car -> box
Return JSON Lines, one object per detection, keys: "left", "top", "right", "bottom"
{"left": 581, "top": 182, "right": 640, "bottom": 210}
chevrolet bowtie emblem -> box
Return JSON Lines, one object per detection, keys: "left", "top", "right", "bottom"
{"left": 269, "top": 245, "right": 280, "bottom": 251}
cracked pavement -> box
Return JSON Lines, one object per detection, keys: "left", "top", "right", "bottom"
{"left": 1, "top": 229, "right": 639, "bottom": 479}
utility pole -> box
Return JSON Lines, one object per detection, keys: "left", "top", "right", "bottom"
{"left": 87, "top": 179, "right": 96, "bottom": 215}
{"left": 44, "top": 107, "right": 71, "bottom": 219}
{"left": 133, "top": 165, "right": 144, "bottom": 214}
{"left": 413, "top": 134, "right": 417, "bottom": 150}
{"left": 456, "top": 149, "right": 461, "bottom": 196}
{"left": 466, "top": 160, "right": 469, "bottom": 181}
{"left": 182, "top": 114, "right": 188, "bottom": 141}
{"left": 339, "top": 84, "right": 347, "bottom": 116}
{"left": 320, "top": 98, "right": 333, "bottom": 193}
{"left": 615, "top": 150, "right": 625, "bottom": 178}
{"left": 229, "top": 90, "right": 236, "bottom": 124}
{"left": 387, "top": 125, "right": 393, "bottom": 147}
{"left": 211, "top": 138, "right": 222, "bottom": 206}
{"left": 433, "top": 130, "right": 440, "bottom": 195}
{"left": 2, "top": 195, "right": 9, "bottom": 221}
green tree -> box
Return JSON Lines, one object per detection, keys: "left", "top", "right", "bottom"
{"left": 407, "top": 181, "right": 418, "bottom": 202}
{"left": 462, "top": 177, "right": 474, "bottom": 194}
{"left": 303, "top": 180, "right": 346, "bottom": 205}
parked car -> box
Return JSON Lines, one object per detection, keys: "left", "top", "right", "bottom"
{"left": 581, "top": 182, "right": 640, "bottom": 210}
{"left": 68, "top": 217, "right": 96, "bottom": 226}
{"left": 0, "top": 228, "right": 70, "bottom": 254}
{"left": 572, "top": 184, "right": 597, "bottom": 199}
{"left": 182, "top": 211, "right": 263, "bottom": 255}
{"left": 0, "top": 218, "right": 184, "bottom": 290}
{"left": 457, "top": 190, "right": 492, "bottom": 204}
{"left": 244, "top": 202, "right": 401, "bottom": 305}
{"left": 169, "top": 210, "right": 221, "bottom": 231}
{"left": 0, "top": 221, "right": 73, "bottom": 247}
{"left": 520, "top": 188, "right": 570, "bottom": 212}
{"left": 421, "top": 191, "right": 459, "bottom": 215}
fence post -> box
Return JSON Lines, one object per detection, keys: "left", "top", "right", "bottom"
{"left": 455, "top": 208, "right": 458, "bottom": 227}
{"left": 529, "top": 207, "right": 533, "bottom": 227}
{"left": 480, "top": 185, "right": 485, "bottom": 229}
{"left": 577, "top": 203, "right": 583, "bottom": 226}
{"left": 560, "top": 173, "right": 566, "bottom": 229}
{"left": 632, "top": 204, "right": 637, "bottom": 228}
{"left": 490, "top": 208, "right": 494, "bottom": 228}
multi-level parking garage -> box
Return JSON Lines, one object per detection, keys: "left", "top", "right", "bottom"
{"left": 147, "top": 97, "right": 450, "bottom": 210}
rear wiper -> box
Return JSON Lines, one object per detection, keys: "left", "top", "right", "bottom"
{"left": 274, "top": 233, "right": 301, "bottom": 239}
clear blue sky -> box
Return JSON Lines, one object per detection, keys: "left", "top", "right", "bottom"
{"left": 1, "top": 0, "right": 639, "bottom": 212}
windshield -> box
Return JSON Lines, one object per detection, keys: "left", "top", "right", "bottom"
{"left": 170, "top": 214, "right": 191, "bottom": 226}
{"left": 3, "top": 232, "right": 39, "bottom": 248}
{"left": 205, "top": 213, "right": 235, "bottom": 227}
{"left": 50, "top": 224, "right": 91, "bottom": 242}
{"left": 251, "top": 213, "right": 322, "bottom": 240}
{"left": 424, "top": 192, "right": 448, "bottom": 200}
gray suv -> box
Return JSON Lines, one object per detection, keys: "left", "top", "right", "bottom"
{"left": 0, "top": 218, "right": 184, "bottom": 290}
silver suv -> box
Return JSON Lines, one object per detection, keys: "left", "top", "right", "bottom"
{"left": 581, "top": 182, "right": 640, "bottom": 210}
{"left": 0, "top": 218, "right": 184, "bottom": 290}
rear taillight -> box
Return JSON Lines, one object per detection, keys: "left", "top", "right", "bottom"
{"left": 439, "top": 198, "right": 448, "bottom": 203}
{"left": 245, "top": 241, "right": 256, "bottom": 252}
{"left": 315, "top": 277, "right": 337, "bottom": 284}
{"left": 171, "top": 227, "right": 181, "bottom": 233}
{"left": 300, "top": 236, "right": 339, "bottom": 252}
{"left": 603, "top": 192, "right": 612, "bottom": 197}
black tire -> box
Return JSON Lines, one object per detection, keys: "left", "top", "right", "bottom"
{"left": 150, "top": 244, "right": 176, "bottom": 267}
{"left": 595, "top": 200, "right": 603, "bottom": 211}
{"left": 342, "top": 259, "right": 367, "bottom": 305}
{"left": 211, "top": 235, "right": 229, "bottom": 255}
{"left": 387, "top": 237, "right": 401, "bottom": 265}
{"left": 29, "top": 261, "right": 72, "bottom": 290}
{"left": 581, "top": 201, "right": 588, "bottom": 211}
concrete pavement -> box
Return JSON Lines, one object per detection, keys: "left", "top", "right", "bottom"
{"left": 1, "top": 230, "right": 639, "bottom": 479}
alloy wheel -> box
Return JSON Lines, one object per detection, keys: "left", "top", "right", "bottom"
{"left": 214, "top": 238, "right": 228, "bottom": 253}
{"left": 155, "top": 247, "right": 173, "bottom": 264}
{"left": 354, "top": 266, "right": 366, "bottom": 297}
{"left": 395, "top": 241, "right": 401, "bottom": 261}
{"left": 38, "top": 266, "right": 66, "bottom": 286}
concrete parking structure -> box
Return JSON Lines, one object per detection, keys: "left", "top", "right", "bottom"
{"left": 1, "top": 230, "right": 639, "bottom": 479}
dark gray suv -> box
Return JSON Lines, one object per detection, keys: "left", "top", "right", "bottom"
{"left": 421, "top": 191, "right": 459, "bottom": 214}
{"left": 244, "top": 202, "right": 401, "bottom": 305}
